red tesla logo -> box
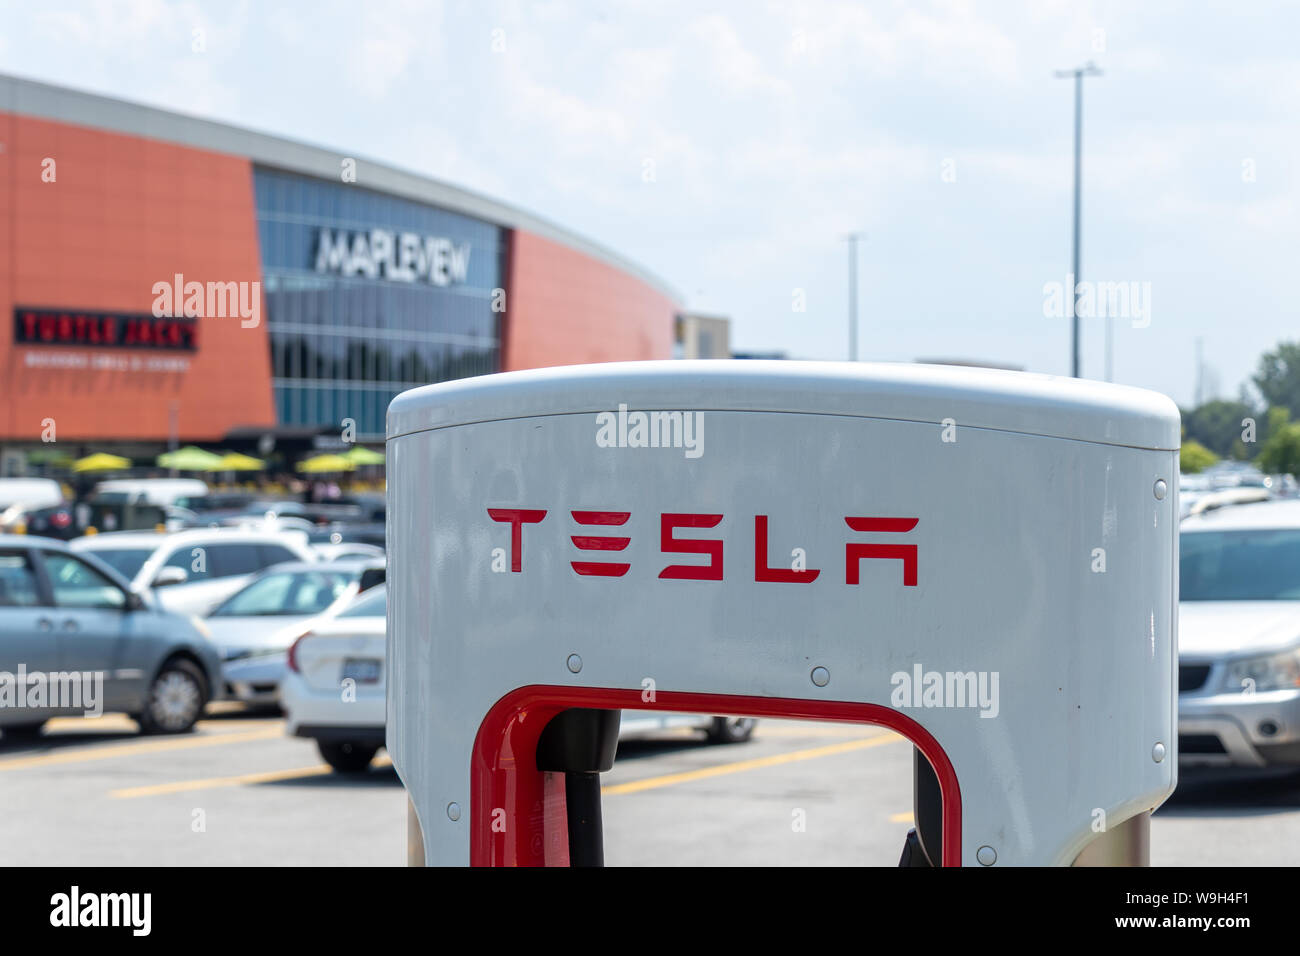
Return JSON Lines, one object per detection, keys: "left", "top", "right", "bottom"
{"left": 487, "top": 509, "right": 919, "bottom": 586}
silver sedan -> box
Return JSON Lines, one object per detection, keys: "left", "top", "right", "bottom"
{"left": 208, "top": 560, "right": 383, "bottom": 706}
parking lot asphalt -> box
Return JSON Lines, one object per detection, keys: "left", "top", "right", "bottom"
{"left": 2, "top": 709, "right": 1296, "bottom": 866}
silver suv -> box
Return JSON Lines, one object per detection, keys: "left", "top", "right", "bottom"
{"left": 0, "top": 534, "right": 222, "bottom": 736}
{"left": 71, "top": 528, "right": 316, "bottom": 617}
{"left": 1179, "top": 499, "right": 1300, "bottom": 767}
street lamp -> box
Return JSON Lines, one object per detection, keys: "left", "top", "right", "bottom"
{"left": 1055, "top": 61, "right": 1102, "bottom": 378}
{"left": 846, "top": 232, "right": 863, "bottom": 361}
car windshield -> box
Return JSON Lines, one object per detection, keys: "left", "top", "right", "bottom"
{"left": 338, "top": 585, "right": 386, "bottom": 618}
{"left": 82, "top": 547, "right": 154, "bottom": 580}
{"left": 1180, "top": 529, "right": 1300, "bottom": 601}
{"left": 212, "top": 570, "right": 352, "bottom": 616}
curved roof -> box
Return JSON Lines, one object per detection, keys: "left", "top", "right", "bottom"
{"left": 388, "top": 359, "right": 1182, "bottom": 450}
{"left": 0, "top": 72, "right": 681, "bottom": 304}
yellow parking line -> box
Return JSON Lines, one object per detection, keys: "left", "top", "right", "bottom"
{"left": 602, "top": 732, "right": 903, "bottom": 797}
{"left": 111, "top": 753, "right": 393, "bottom": 799}
{"left": 44, "top": 715, "right": 138, "bottom": 733}
{"left": 890, "top": 811, "right": 914, "bottom": 824}
{"left": 42, "top": 716, "right": 277, "bottom": 734}
{"left": 0, "top": 727, "right": 283, "bottom": 771}
{"left": 112, "top": 764, "right": 332, "bottom": 798}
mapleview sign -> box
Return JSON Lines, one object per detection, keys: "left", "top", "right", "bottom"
{"left": 13, "top": 307, "right": 198, "bottom": 351}
{"left": 313, "top": 227, "right": 471, "bottom": 286}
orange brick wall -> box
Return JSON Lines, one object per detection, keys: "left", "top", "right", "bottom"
{"left": 503, "top": 229, "right": 675, "bottom": 371}
{"left": 0, "top": 112, "right": 274, "bottom": 442}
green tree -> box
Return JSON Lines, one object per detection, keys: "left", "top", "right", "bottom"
{"left": 1253, "top": 342, "right": 1300, "bottom": 422}
{"left": 1257, "top": 422, "right": 1300, "bottom": 476}
{"left": 1180, "top": 440, "right": 1218, "bottom": 474}
{"left": 1182, "top": 399, "right": 1259, "bottom": 459}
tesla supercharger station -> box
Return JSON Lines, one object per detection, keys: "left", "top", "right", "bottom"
{"left": 387, "top": 361, "right": 1180, "bottom": 866}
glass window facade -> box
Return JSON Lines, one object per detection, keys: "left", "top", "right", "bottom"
{"left": 253, "top": 167, "right": 504, "bottom": 440}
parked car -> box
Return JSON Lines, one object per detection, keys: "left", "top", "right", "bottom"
{"left": 0, "top": 534, "right": 221, "bottom": 736}
{"left": 209, "top": 560, "right": 384, "bottom": 706}
{"left": 219, "top": 500, "right": 364, "bottom": 528}
{"left": 92, "top": 478, "right": 208, "bottom": 508}
{"left": 282, "top": 583, "right": 388, "bottom": 772}
{"left": 618, "top": 711, "right": 757, "bottom": 744}
{"left": 1179, "top": 499, "right": 1300, "bottom": 768}
{"left": 0, "top": 478, "right": 77, "bottom": 540}
{"left": 310, "top": 540, "right": 385, "bottom": 562}
{"left": 282, "top": 585, "right": 753, "bottom": 775}
{"left": 173, "top": 491, "right": 257, "bottom": 514}
{"left": 0, "top": 499, "right": 78, "bottom": 540}
{"left": 0, "top": 478, "right": 63, "bottom": 512}
{"left": 1183, "top": 487, "right": 1271, "bottom": 519}
{"left": 306, "top": 524, "right": 386, "bottom": 550}
{"left": 70, "top": 528, "right": 315, "bottom": 616}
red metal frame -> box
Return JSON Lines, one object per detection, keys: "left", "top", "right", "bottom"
{"left": 470, "top": 685, "right": 963, "bottom": 866}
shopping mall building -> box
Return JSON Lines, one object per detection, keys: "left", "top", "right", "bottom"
{"left": 0, "top": 74, "right": 681, "bottom": 471}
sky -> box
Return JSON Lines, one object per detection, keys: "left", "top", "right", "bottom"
{"left": 1, "top": 0, "right": 1296, "bottom": 408}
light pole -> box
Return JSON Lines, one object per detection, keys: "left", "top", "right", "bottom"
{"left": 846, "top": 232, "right": 863, "bottom": 361}
{"left": 1055, "top": 62, "right": 1102, "bottom": 378}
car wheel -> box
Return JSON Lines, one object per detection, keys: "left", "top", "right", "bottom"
{"left": 707, "top": 716, "right": 757, "bottom": 744}
{"left": 318, "top": 740, "right": 379, "bottom": 773}
{"left": 138, "top": 659, "right": 208, "bottom": 735}
{"left": 4, "top": 721, "right": 46, "bottom": 739}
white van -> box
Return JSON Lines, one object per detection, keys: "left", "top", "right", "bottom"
{"left": 0, "top": 478, "right": 64, "bottom": 510}
{"left": 93, "top": 478, "right": 209, "bottom": 508}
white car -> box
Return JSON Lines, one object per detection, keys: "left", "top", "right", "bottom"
{"left": 282, "top": 585, "right": 754, "bottom": 775}
{"left": 310, "top": 541, "right": 386, "bottom": 562}
{"left": 1179, "top": 499, "right": 1300, "bottom": 767}
{"left": 71, "top": 528, "right": 316, "bottom": 617}
{"left": 617, "top": 712, "right": 757, "bottom": 744}
{"left": 283, "top": 584, "right": 387, "bottom": 772}
{"left": 211, "top": 560, "right": 383, "bottom": 706}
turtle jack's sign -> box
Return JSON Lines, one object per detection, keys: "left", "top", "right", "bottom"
{"left": 14, "top": 307, "right": 198, "bottom": 351}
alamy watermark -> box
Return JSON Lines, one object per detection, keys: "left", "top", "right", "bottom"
{"left": 50, "top": 886, "right": 150, "bottom": 936}
{"left": 595, "top": 404, "right": 704, "bottom": 459}
{"left": 151, "top": 272, "right": 260, "bottom": 328}
{"left": 1043, "top": 273, "right": 1151, "bottom": 328}
{"left": 0, "top": 665, "right": 103, "bottom": 717}
{"left": 890, "top": 664, "right": 999, "bottom": 718}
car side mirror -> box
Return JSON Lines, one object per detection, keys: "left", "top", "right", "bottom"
{"left": 152, "top": 566, "right": 189, "bottom": 588}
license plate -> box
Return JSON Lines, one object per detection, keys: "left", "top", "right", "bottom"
{"left": 341, "top": 659, "right": 381, "bottom": 684}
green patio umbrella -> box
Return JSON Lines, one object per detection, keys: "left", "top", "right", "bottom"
{"left": 27, "top": 449, "right": 76, "bottom": 467}
{"left": 156, "top": 446, "right": 224, "bottom": 471}
{"left": 341, "top": 445, "right": 385, "bottom": 466}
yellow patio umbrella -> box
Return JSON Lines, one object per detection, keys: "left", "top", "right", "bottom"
{"left": 72, "top": 453, "right": 131, "bottom": 473}
{"left": 211, "top": 452, "right": 266, "bottom": 472}
{"left": 296, "top": 453, "right": 355, "bottom": 473}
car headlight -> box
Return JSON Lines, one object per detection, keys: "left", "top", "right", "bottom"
{"left": 190, "top": 616, "right": 211, "bottom": 640}
{"left": 1223, "top": 647, "right": 1300, "bottom": 694}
